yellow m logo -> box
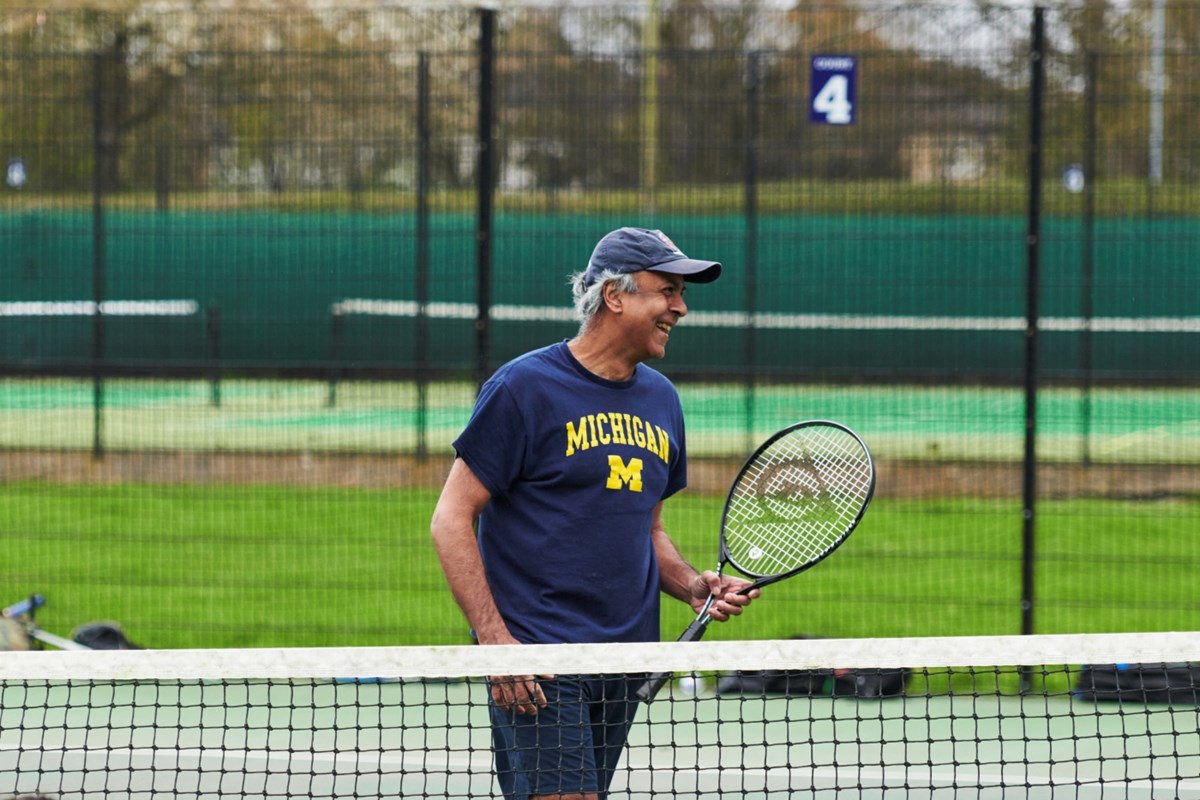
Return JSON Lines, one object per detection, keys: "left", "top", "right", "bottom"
{"left": 606, "top": 456, "right": 644, "bottom": 492}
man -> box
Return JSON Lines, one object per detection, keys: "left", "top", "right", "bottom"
{"left": 430, "top": 227, "right": 758, "bottom": 800}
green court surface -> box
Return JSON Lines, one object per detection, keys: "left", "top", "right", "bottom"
{"left": 3, "top": 679, "right": 1197, "bottom": 799}
{"left": 0, "top": 377, "right": 1196, "bottom": 463}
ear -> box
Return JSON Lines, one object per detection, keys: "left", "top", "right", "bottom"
{"left": 602, "top": 280, "right": 625, "bottom": 313}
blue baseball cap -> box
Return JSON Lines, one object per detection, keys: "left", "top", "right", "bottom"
{"left": 582, "top": 227, "right": 722, "bottom": 288}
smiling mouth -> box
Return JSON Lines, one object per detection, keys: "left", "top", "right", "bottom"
{"left": 655, "top": 322, "right": 672, "bottom": 335}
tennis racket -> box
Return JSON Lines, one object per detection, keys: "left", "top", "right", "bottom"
{"left": 637, "top": 420, "right": 875, "bottom": 703}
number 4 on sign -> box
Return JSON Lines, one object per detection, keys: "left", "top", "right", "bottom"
{"left": 809, "top": 55, "right": 857, "bottom": 126}
{"left": 813, "top": 75, "right": 852, "bottom": 124}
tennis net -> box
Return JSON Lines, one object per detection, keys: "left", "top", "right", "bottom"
{"left": 1, "top": 632, "right": 1198, "bottom": 799}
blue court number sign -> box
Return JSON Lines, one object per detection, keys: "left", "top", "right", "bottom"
{"left": 810, "top": 55, "right": 857, "bottom": 125}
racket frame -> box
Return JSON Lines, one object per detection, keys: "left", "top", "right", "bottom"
{"left": 718, "top": 418, "right": 875, "bottom": 591}
{"left": 637, "top": 419, "right": 875, "bottom": 702}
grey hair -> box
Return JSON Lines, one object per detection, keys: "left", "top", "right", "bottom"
{"left": 569, "top": 269, "right": 638, "bottom": 330}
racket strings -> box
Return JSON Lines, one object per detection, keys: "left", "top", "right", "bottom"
{"left": 723, "top": 426, "right": 872, "bottom": 576}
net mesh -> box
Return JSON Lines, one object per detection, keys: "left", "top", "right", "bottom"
{"left": 2, "top": 633, "right": 1198, "bottom": 799}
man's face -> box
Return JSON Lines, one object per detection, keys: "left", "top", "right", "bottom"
{"left": 622, "top": 270, "right": 688, "bottom": 361}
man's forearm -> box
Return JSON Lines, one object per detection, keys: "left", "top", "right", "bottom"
{"left": 651, "top": 526, "right": 703, "bottom": 605}
{"left": 431, "top": 523, "right": 513, "bottom": 644}
{"left": 430, "top": 458, "right": 516, "bottom": 645}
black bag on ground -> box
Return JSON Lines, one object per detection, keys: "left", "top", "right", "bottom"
{"left": 1075, "top": 663, "right": 1200, "bottom": 705}
{"left": 716, "top": 668, "right": 831, "bottom": 697}
{"left": 72, "top": 622, "right": 142, "bottom": 650}
{"left": 716, "top": 666, "right": 908, "bottom": 698}
{"left": 830, "top": 667, "right": 909, "bottom": 698}
{"left": 716, "top": 636, "right": 908, "bottom": 698}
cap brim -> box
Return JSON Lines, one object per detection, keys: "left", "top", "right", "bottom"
{"left": 649, "top": 258, "right": 722, "bottom": 283}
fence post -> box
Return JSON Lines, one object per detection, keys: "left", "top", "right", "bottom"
{"left": 155, "top": 143, "right": 170, "bottom": 212}
{"left": 475, "top": 6, "right": 496, "bottom": 394}
{"left": 206, "top": 306, "right": 222, "bottom": 408}
{"left": 641, "top": 0, "right": 659, "bottom": 213}
{"left": 416, "top": 50, "right": 431, "bottom": 461}
{"left": 91, "top": 51, "right": 108, "bottom": 461}
{"left": 742, "top": 51, "right": 761, "bottom": 453}
{"left": 1080, "top": 51, "right": 1097, "bottom": 465}
{"left": 1021, "top": 6, "right": 1046, "bottom": 657}
{"left": 327, "top": 309, "right": 343, "bottom": 408}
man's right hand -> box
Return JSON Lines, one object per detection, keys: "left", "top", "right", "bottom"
{"left": 488, "top": 673, "right": 550, "bottom": 715}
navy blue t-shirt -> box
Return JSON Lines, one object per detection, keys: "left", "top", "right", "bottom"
{"left": 453, "top": 341, "right": 688, "bottom": 644}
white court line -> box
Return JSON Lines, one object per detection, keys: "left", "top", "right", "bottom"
{"left": 0, "top": 742, "right": 488, "bottom": 771}
{"left": 5, "top": 745, "right": 1197, "bottom": 799}
{"left": 616, "top": 765, "right": 1200, "bottom": 798}
{"left": 6, "top": 298, "right": 1194, "bottom": 333}
{"left": 0, "top": 300, "right": 200, "bottom": 317}
{"left": 331, "top": 300, "right": 1200, "bottom": 334}
{"left": 0, "top": 744, "right": 494, "bottom": 796}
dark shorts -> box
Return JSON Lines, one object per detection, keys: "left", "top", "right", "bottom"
{"left": 488, "top": 674, "right": 642, "bottom": 800}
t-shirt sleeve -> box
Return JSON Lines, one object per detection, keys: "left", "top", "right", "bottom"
{"left": 452, "top": 377, "right": 525, "bottom": 498}
{"left": 662, "top": 395, "right": 688, "bottom": 501}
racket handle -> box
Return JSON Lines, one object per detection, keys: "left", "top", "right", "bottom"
{"left": 2, "top": 594, "right": 45, "bottom": 619}
{"left": 676, "top": 613, "right": 714, "bottom": 643}
{"left": 635, "top": 614, "right": 713, "bottom": 703}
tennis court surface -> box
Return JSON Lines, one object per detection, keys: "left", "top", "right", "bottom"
{"left": 2, "top": 633, "right": 1198, "bottom": 798}
{"left": 2, "top": 378, "right": 1197, "bottom": 464}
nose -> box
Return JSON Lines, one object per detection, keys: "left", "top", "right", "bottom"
{"left": 671, "top": 292, "right": 688, "bottom": 317}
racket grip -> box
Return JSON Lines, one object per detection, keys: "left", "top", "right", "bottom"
{"left": 636, "top": 671, "right": 672, "bottom": 703}
{"left": 635, "top": 615, "right": 713, "bottom": 703}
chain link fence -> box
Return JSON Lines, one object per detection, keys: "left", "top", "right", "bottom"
{"left": 0, "top": 3, "right": 1197, "bottom": 646}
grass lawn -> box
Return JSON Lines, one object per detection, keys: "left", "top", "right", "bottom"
{"left": 2, "top": 483, "right": 1196, "bottom": 651}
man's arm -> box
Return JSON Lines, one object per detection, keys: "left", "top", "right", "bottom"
{"left": 430, "top": 457, "right": 514, "bottom": 646}
{"left": 430, "top": 457, "right": 546, "bottom": 715}
{"left": 649, "top": 501, "right": 759, "bottom": 622}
